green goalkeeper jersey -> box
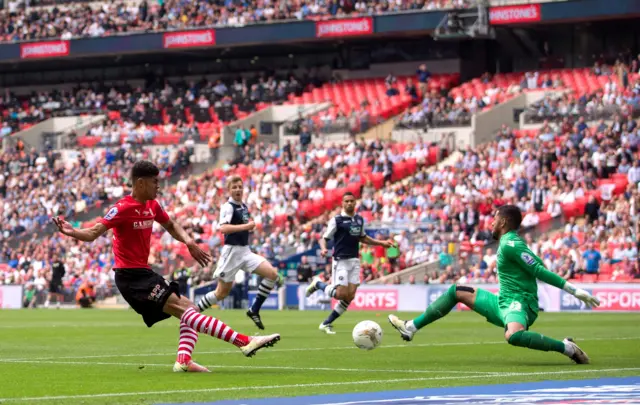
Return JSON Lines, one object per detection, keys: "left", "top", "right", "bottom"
{"left": 496, "top": 231, "right": 567, "bottom": 309}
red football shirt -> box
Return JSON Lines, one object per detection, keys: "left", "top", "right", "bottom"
{"left": 98, "top": 195, "right": 170, "bottom": 269}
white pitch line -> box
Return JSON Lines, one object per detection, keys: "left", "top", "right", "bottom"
{"left": 0, "top": 359, "right": 498, "bottom": 375}
{"left": 1, "top": 367, "right": 639, "bottom": 402}
{"left": 2, "top": 336, "right": 638, "bottom": 362}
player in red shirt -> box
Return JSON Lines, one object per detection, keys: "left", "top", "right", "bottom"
{"left": 52, "top": 160, "right": 280, "bottom": 373}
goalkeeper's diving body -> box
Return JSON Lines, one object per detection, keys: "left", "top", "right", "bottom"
{"left": 388, "top": 205, "right": 600, "bottom": 364}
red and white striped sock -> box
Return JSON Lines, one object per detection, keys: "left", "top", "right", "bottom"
{"left": 176, "top": 323, "right": 198, "bottom": 364}
{"left": 181, "top": 308, "right": 250, "bottom": 348}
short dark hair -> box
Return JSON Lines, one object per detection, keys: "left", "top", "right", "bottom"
{"left": 497, "top": 204, "right": 522, "bottom": 231}
{"left": 131, "top": 160, "right": 159, "bottom": 182}
{"left": 343, "top": 192, "right": 355, "bottom": 199}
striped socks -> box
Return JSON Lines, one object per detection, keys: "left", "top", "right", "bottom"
{"left": 176, "top": 323, "right": 199, "bottom": 364}
{"left": 181, "top": 307, "right": 249, "bottom": 348}
{"left": 197, "top": 291, "right": 218, "bottom": 312}
{"left": 322, "top": 300, "right": 350, "bottom": 325}
{"left": 250, "top": 278, "right": 276, "bottom": 314}
{"left": 316, "top": 280, "right": 336, "bottom": 298}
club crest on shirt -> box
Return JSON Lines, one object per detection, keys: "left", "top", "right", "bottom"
{"left": 521, "top": 252, "right": 535, "bottom": 266}
{"left": 104, "top": 207, "right": 118, "bottom": 221}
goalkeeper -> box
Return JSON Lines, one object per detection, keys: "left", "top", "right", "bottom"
{"left": 388, "top": 205, "right": 600, "bottom": 364}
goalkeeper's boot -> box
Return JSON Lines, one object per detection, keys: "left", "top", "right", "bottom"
{"left": 388, "top": 314, "right": 414, "bottom": 342}
{"left": 306, "top": 277, "right": 322, "bottom": 297}
{"left": 240, "top": 334, "right": 281, "bottom": 357}
{"left": 563, "top": 337, "right": 590, "bottom": 364}
{"left": 319, "top": 322, "right": 336, "bottom": 335}
{"left": 173, "top": 360, "right": 211, "bottom": 372}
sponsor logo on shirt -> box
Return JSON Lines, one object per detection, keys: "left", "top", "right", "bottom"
{"left": 521, "top": 252, "right": 536, "bottom": 266}
{"left": 104, "top": 207, "right": 118, "bottom": 221}
{"left": 133, "top": 220, "right": 154, "bottom": 229}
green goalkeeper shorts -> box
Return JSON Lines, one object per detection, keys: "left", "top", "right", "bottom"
{"left": 473, "top": 289, "right": 538, "bottom": 329}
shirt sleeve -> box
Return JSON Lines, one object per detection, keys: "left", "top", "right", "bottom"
{"left": 503, "top": 241, "right": 567, "bottom": 290}
{"left": 360, "top": 217, "right": 366, "bottom": 237}
{"left": 219, "top": 203, "right": 234, "bottom": 225}
{"left": 323, "top": 217, "right": 337, "bottom": 240}
{"left": 98, "top": 205, "right": 123, "bottom": 230}
{"left": 153, "top": 201, "right": 170, "bottom": 224}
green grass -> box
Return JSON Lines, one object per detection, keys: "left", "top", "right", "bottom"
{"left": 0, "top": 310, "right": 639, "bottom": 405}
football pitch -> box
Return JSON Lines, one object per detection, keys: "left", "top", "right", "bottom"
{"left": 0, "top": 310, "right": 639, "bottom": 405}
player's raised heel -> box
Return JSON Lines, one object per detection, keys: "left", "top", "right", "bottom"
{"left": 241, "top": 333, "right": 281, "bottom": 357}
{"left": 563, "top": 337, "right": 590, "bottom": 364}
{"left": 246, "top": 310, "right": 265, "bottom": 330}
{"left": 173, "top": 361, "right": 211, "bottom": 372}
{"left": 319, "top": 322, "right": 336, "bottom": 334}
{"left": 306, "top": 277, "right": 321, "bottom": 297}
{"left": 388, "top": 314, "right": 414, "bottom": 342}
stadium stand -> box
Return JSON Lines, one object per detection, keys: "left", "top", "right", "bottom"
{"left": 0, "top": 138, "right": 442, "bottom": 304}
{"left": 365, "top": 101, "right": 639, "bottom": 284}
{"left": 0, "top": 143, "right": 192, "bottom": 240}
{"left": 400, "top": 65, "right": 640, "bottom": 130}
{"left": 0, "top": 0, "right": 477, "bottom": 43}
{"left": 286, "top": 72, "right": 459, "bottom": 135}
{"left": 2, "top": 8, "right": 640, "bottom": 310}
{"left": 1, "top": 75, "right": 306, "bottom": 143}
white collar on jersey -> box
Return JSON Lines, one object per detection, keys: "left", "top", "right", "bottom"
{"left": 340, "top": 211, "right": 356, "bottom": 218}
{"left": 228, "top": 197, "right": 244, "bottom": 205}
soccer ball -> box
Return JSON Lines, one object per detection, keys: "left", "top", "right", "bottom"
{"left": 352, "top": 320, "right": 383, "bottom": 350}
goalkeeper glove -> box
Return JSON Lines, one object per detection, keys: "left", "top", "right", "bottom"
{"left": 563, "top": 282, "right": 600, "bottom": 308}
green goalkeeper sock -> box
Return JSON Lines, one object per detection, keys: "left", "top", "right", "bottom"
{"left": 507, "top": 330, "right": 566, "bottom": 353}
{"left": 411, "top": 284, "right": 458, "bottom": 330}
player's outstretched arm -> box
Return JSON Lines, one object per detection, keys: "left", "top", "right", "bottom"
{"left": 160, "top": 219, "right": 212, "bottom": 268}
{"left": 219, "top": 221, "right": 255, "bottom": 235}
{"left": 505, "top": 242, "right": 600, "bottom": 308}
{"left": 52, "top": 217, "right": 108, "bottom": 242}
{"left": 360, "top": 235, "right": 395, "bottom": 248}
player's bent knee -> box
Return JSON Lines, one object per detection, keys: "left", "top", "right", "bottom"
{"left": 334, "top": 287, "right": 348, "bottom": 300}
{"left": 255, "top": 261, "right": 278, "bottom": 280}
{"left": 452, "top": 284, "right": 474, "bottom": 306}
{"left": 215, "top": 281, "right": 233, "bottom": 298}
{"left": 505, "top": 323, "right": 526, "bottom": 342}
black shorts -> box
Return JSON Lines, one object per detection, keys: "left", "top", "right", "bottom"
{"left": 49, "top": 281, "right": 62, "bottom": 294}
{"left": 114, "top": 268, "right": 180, "bottom": 328}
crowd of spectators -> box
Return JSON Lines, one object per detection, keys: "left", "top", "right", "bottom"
{"left": 0, "top": 141, "right": 192, "bottom": 241}
{"left": 0, "top": 0, "right": 475, "bottom": 43}
{"left": 1, "top": 74, "right": 306, "bottom": 141}
{"left": 525, "top": 76, "right": 640, "bottom": 124}
{"left": 399, "top": 70, "right": 570, "bottom": 129}
{"left": 1, "top": 138, "right": 439, "bottom": 304}
{"left": 354, "top": 109, "right": 640, "bottom": 284}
